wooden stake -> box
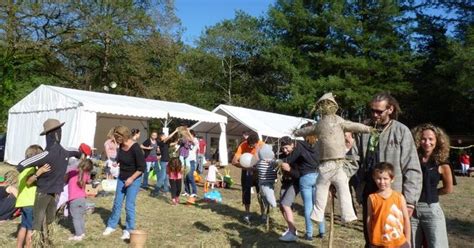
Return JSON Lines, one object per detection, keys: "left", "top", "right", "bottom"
{"left": 329, "top": 192, "right": 335, "bottom": 248}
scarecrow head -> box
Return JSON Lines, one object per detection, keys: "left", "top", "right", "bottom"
{"left": 316, "top": 92, "right": 338, "bottom": 116}
{"left": 40, "top": 119, "right": 64, "bottom": 146}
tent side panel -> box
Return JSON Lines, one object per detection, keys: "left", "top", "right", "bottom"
{"left": 5, "top": 108, "right": 84, "bottom": 165}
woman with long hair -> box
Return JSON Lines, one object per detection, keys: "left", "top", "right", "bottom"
{"left": 103, "top": 125, "right": 145, "bottom": 240}
{"left": 411, "top": 123, "right": 453, "bottom": 247}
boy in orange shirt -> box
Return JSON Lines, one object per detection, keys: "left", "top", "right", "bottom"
{"left": 367, "top": 162, "right": 411, "bottom": 248}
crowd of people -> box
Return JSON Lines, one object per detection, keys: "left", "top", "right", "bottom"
{"left": 0, "top": 91, "right": 470, "bottom": 248}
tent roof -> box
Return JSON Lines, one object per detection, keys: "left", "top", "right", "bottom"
{"left": 9, "top": 85, "right": 226, "bottom": 124}
{"left": 192, "top": 104, "right": 314, "bottom": 138}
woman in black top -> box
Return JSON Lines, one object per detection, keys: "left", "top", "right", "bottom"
{"left": 103, "top": 125, "right": 145, "bottom": 240}
{"left": 411, "top": 123, "right": 453, "bottom": 248}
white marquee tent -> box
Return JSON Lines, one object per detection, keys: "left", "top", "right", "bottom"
{"left": 5, "top": 85, "right": 228, "bottom": 165}
{"left": 191, "top": 104, "right": 314, "bottom": 158}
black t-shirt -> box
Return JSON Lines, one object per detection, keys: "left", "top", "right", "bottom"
{"left": 117, "top": 143, "right": 146, "bottom": 180}
{"left": 157, "top": 141, "right": 169, "bottom": 162}
{"left": 419, "top": 160, "right": 441, "bottom": 204}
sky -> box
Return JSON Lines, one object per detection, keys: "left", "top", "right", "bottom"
{"left": 175, "top": 0, "right": 275, "bottom": 45}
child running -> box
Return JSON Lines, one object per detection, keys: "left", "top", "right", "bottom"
{"left": 16, "top": 145, "right": 50, "bottom": 248}
{"left": 367, "top": 162, "right": 411, "bottom": 248}
{"left": 167, "top": 157, "right": 183, "bottom": 205}
{"left": 66, "top": 159, "right": 93, "bottom": 241}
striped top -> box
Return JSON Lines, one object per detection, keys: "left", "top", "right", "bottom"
{"left": 256, "top": 159, "right": 277, "bottom": 184}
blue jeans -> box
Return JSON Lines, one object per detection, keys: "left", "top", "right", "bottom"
{"left": 154, "top": 161, "right": 169, "bottom": 192}
{"left": 184, "top": 160, "right": 197, "bottom": 194}
{"left": 142, "top": 161, "right": 155, "bottom": 188}
{"left": 300, "top": 172, "right": 325, "bottom": 237}
{"left": 107, "top": 176, "right": 142, "bottom": 231}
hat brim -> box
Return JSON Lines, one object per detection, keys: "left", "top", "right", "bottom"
{"left": 40, "top": 122, "right": 65, "bottom": 136}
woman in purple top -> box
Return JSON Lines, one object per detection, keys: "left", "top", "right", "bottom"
{"left": 141, "top": 131, "right": 159, "bottom": 189}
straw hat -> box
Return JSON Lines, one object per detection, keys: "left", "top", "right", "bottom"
{"left": 40, "top": 119, "right": 65, "bottom": 135}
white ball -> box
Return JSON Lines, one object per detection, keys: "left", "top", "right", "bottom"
{"left": 239, "top": 153, "right": 257, "bottom": 168}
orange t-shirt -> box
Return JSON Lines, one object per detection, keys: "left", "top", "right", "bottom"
{"left": 233, "top": 140, "right": 265, "bottom": 159}
{"left": 369, "top": 191, "right": 407, "bottom": 247}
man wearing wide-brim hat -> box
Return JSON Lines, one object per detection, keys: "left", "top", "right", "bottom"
{"left": 17, "top": 118, "right": 84, "bottom": 245}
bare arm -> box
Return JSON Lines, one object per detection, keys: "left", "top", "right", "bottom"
{"left": 6, "top": 185, "right": 18, "bottom": 197}
{"left": 400, "top": 195, "right": 411, "bottom": 243}
{"left": 26, "top": 164, "right": 51, "bottom": 186}
{"left": 438, "top": 164, "right": 453, "bottom": 195}
{"left": 367, "top": 196, "right": 373, "bottom": 244}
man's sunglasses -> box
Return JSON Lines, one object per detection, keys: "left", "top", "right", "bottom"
{"left": 371, "top": 108, "right": 388, "bottom": 115}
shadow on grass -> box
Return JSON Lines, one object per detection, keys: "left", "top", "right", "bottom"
{"left": 94, "top": 207, "right": 112, "bottom": 226}
{"left": 446, "top": 217, "right": 474, "bottom": 237}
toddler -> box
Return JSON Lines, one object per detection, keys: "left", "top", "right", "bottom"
{"left": 206, "top": 160, "right": 222, "bottom": 189}
{"left": 367, "top": 162, "right": 410, "bottom": 248}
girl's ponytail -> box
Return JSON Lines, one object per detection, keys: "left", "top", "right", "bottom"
{"left": 77, "top": 159, "right": 94, "bottom": 188}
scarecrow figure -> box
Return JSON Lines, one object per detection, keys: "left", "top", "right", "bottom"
{"left": 17, "top": 119, "right": 84, "bottom": 247}
{"left": 294, "top": 93, "right": 373, "bottom": 224}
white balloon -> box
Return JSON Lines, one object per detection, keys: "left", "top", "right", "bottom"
{"left": 239, "top": 153, "right": 257, "bottom": 168}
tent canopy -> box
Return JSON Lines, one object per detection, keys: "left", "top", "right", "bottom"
{"left": 9, "top": 85, "right": 227, "bottom": 124}
{"left": 192, "top": 104, "right": 314, "bottom": 139}
{"left": 5, "top": 85, "right": 228, "bottom": 165}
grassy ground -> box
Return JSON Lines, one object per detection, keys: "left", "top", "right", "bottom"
{"left": 1, "top": 163, "right": 473, "bottom": 248}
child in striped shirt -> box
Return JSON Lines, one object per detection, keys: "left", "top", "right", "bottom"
{"left": 256, "top": 144, "right": 278, "bottom": 211}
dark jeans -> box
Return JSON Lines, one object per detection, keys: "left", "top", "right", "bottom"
{"left": 241, "top": 170, "right": 259, "bottom": 205}
{"left": 169, "top": 179, "right": 182, "bottom": 198}
{"left": 33, "top": 192, "right": 57, "bottom": 231}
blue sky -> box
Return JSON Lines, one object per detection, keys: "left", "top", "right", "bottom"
{"left": 175, "top": 0, "right": 275, "bottom": 45}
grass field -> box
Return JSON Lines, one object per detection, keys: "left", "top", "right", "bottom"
{"left": 1, "top": 163, "right": 473, "bottom": 248}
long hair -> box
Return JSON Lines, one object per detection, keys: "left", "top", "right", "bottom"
{"left": 412, "top": 123, "right": 450, "bottom": 165}
{"left": 168, "top": 157, "right": 182, "bottom": 174}
{"left": 77, "top": 159, "right": 94, "bottom": 188}
{"left": 113, "top": 125, "right": 132, "bottom": 144}
{"left": 371, "top": 92, "right": 402, "bottom": 120}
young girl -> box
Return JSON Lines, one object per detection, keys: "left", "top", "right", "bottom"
{"left": 206, "top": 160, "right": 222, "bottom": 189}
{"left": 367, "top": 162, "right": 410, "bottom": 248}
{"left": 67, "top": 159, "right": 93, "bottom": 241}
{"left": 167, "top": 157, "right": 183, "bottom": 205}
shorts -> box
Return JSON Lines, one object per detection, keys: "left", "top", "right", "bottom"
{"left": 21, "top": 207, "right": 34, "bottom": 230}
{"left": 280, "top": 182, "right": 299, "bottom": 207}
{"left": 241, "top": 170, "right": 259, "bottom": 205}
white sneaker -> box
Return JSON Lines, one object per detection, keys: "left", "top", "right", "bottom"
{"left": 190, "top": 194, "right": 198, "bottom": 198}
{"left": 281, "top": 229, "right": 298, "bottom": 237}
{"left": 120, "top": 230, "right": 130, "bottom": 240}
{"left": 181, "top": 192, "right": 189, "bottom": 196}
{"left": 102, "top": 227, "right": 115, "bottom": 236}
{"left": 279, "top": 230, "right": 297, "bottom": 242}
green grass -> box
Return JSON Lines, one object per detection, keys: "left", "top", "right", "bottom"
{"left": 1, "top": 163, "right": 473, "bottom": 247}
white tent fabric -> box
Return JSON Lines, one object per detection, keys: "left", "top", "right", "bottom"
{"left": 5, "top": 85, "right": 227, "bottom": 165}
{"left": 191, "top": 104, "right": 314, "bottom": 143}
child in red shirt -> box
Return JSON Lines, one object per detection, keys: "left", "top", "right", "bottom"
{"left": 367, "top": 162, "right": 411, "bottom": 248}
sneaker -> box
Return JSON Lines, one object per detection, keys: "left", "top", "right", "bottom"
{"left": 260, "top": 214, "right": 267, "bottom": 222}
{"left": 305, "top": 235, "right": 313, "bottom": 241}
{"left": 102, "top": 227, "right": 115, "bottom": 236}
{"left": 243, "top": 215, "right": 251, "bottom": 225}
{"left": 181, "top": 192, "right": 189, "bottom": 197}
{"left": 190, "top": 194, "right": 198, "bottom": 198}
{"left": 120, "top": 230, "right": 130, "bottom": 240}
{"left": 318, "top": 233, "right": 325, "bottom": 239}
{"left": 281, "top": 229, "right": 298, "bottom": 237}
{"left": 68, "top": 234, "right": 84, "bottom": 241}
{"left": 279, "top": 231, "right": 297, "bottom": 242}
